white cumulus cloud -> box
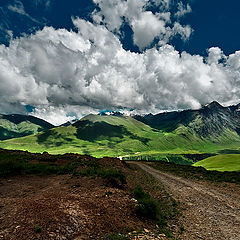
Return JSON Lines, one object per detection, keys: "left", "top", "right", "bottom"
{"left": 175, "top": 2, "right": 192, "bottom": 18}
{"left": 0, "top": 18, "right": 240, "bottom": 125}
{"left": 92, "top": 0, "right": 193, "bottom": 49}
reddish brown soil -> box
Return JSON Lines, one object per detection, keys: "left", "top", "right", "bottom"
{"left": 0, "top": 149, "right": 160, "bottom": 240}
{"left": 0, "top": 174, "right": 148, "bottom": 240}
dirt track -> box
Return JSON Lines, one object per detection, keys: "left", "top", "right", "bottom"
{"left": 132, "top": 162, "right": 240, "bottom": 240}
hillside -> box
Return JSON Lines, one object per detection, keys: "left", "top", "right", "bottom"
{"left": 193, "top": 154, "right": 240, "bottom": 171}
{"left": 0, "top": 114, "right": 54, "bottom": 140}
{"left": 0, "top": 102, "right": 240, "bottom": 157}
{"left": 134, "top": 101, "right": 240, "bottom": 139}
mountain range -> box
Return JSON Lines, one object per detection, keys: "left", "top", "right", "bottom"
{"left": 0, "top": 101, "right": 239, "bottom": 159}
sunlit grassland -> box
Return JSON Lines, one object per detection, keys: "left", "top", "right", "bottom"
{"left": 193, "top": 154, "right": 240, "bottom": 171}
{"left": 0, "top": 115, "right": 240, "bottom": 158}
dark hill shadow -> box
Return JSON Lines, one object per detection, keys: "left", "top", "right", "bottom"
{"left": 134, "top": 110, "right": 197, "bottom": 132}
{"left": 73, "top": 120, "right": 149, "bottom": 145}
{"left": 37, "top": 130, "right": 72, "bottom": 147}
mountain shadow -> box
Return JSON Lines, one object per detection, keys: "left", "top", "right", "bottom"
{"left": 134, "top": 110, "right": 197, "bottom": 132}
{"left": 73, "top": 120, "right": 150, "bottom": 144}
{"left": 37, "top": 130, "right": 72, "bottom": 147}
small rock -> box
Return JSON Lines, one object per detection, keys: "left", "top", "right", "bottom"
{"left": 158, "top": 233, "right": 166, "bottom": 237}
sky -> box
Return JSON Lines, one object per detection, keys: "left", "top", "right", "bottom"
{"left": 0, "top": 0, "right": 240, "bottom": 125}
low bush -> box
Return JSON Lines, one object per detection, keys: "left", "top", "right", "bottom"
{"left": 34, "top": 225, "right": 42, "bottom": 233}
{"left": 137, "top": 197, "right": 158, "bottom": 219}
{"left": 99, "top": 169, "right": 126, "bottom": 185}
{"left": 132, "top": 186, "right": 160, "bottom": 220}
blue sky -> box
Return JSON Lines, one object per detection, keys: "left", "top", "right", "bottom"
{"left": 179, "top": 0, "right": 240, "bottom": 56}
{"left": 1, "top": 0, "right": 239, "bottom": 55}
{"left": 0, "top": 0, "right": 239, "bottom": 124}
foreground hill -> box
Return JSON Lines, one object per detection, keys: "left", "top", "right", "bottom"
{"left": 0, "top": 114, "right": 54, "bottom": 140}
{"left": 0, "top": 102, "right": 240, "bottom": 157}
{"left": 0, "top": 149, "right": 239, "bottom": 239}
{"left": 0, "top": 149, "right": 179, "bottom": 240}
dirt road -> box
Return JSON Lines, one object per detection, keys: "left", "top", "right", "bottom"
{"left": 132, "top": 162, "right": 240, "bottom": 240}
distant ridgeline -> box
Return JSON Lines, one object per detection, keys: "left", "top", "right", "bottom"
{"left": 0, "top": 102, "right": 240, "bottom": 159}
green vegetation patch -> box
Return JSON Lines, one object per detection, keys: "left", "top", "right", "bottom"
{"left": 132, "top": 186, "right": 161, "bottom": 221}
{"left": 0, "top": 149, "right": 126, "bottom": 188}
{"left": 0, "top": 158, "right": 78, "bottom": 177}
{"left": 193, "top": 154, "right": 240, "bottom": 172}
{"left": 1, "top": 114, "right": 240, "bottom": 158}
{"left": 74, "top": 167, "right": 126, "bottom": 187}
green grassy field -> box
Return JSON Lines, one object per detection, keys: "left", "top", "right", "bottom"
{"left": 193, "top": 154, "right": 240, "bottom": 171}
{"left": 0, "top": 115, "right": 240, "bottom": 158}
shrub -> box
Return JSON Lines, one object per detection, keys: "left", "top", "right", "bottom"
{"left": 137, "top": 197, "right": 158, "bottom": 219}
{"left": 34, "top": 225, "right": 42, "bottom": 233}
{"left": 98, "top": 169, "right": 126, "bottom": 185}
{"left": 132, "top": 186, "right": 158, "bottom": 220}
{"left": 132, "top": 186, "right": 149, "bottom": 200}
{"left": 132, "top": 186, "right": 170, "bottom": 227}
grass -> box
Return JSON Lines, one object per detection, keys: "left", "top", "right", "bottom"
{"left": 0, "top": 158, "right": 79, "bottom": 177}
{"left": 193, "top": 154, "right": 240, "bottom": 171}
{"left": 0, "top": 115, "right": 240, "bottom": 158}
{"left": 75, "top": 167, "right": 126, "bottom": 187}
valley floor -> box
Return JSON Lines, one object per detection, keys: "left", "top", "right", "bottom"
{"left": 133, "top": 162, "right": 240, "bottom": 240}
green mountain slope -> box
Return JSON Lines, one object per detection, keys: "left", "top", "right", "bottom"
{"left": 0, "top": 105, "right": 240, "bottom": 157}
{"left": 193, "top": 154, "right": 240, "bottom": 171}
{"left": 135, "top": 101, "right": 240, "bottom": 136}
{"left": 0, "top": 114, "right": 54, "bottom": 140}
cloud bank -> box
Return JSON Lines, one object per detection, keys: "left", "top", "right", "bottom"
{"left": 0, "top": 0, "right": 239, "bottom": 125}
